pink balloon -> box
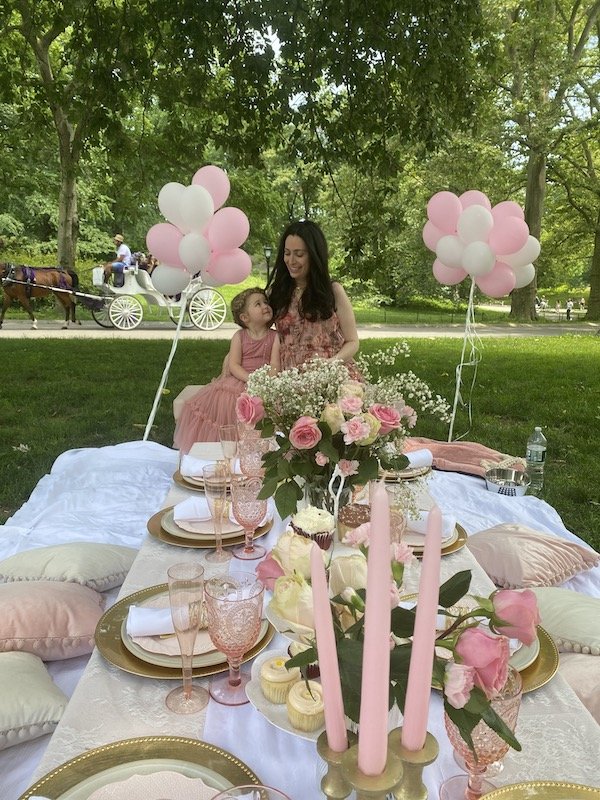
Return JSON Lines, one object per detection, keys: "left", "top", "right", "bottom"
{"left": 422, "top": 220, "right": 445, "bottom": 252}
{"left": 488, "top": 217, "right": 529, "bottom": 256}
{"left": 192, "top": 165, "right": 231, "bottom": 210}
{"left": 475, "top": 261, "right": 516, "bottom": 298}
{"left": 459, "top": 190, "right": 492, "bottom": 210}
{"left": 207, "top": 249, "right": 252, "bottom": 285}
{"left": 146, "top": 223, "right": 184, "bottom": 268}
{"left": 207, "top": 207, "right": 250, "bottom": 251}
{"left": 432, "top": 259, "right": 468, "bottom": 286}
{"left": 491, "top": 201, "right": 525, "bottom": 224}
{"left": 426, "top": 191, "right": 462, "bottom": 234}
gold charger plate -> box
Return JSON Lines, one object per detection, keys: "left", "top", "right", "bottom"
{"left": 381, "top": 465, "right": 432, "bottom": 481}
{"left": 19, "top": 736, "right": 260, "bottom": 800}
{"left": 409, "top": 523, "right": 467, "bottom": 556}
{"left": 147, "top": 507, "right": 272, "bottom": 549}
{"left": 95, "top": 584, "right": 275, "bottom": 679}
{"left": 482, "top": 781, "right": 600, "bottom": 799}
{"left": 519, "top": 625, "right": 559, "bottom": 693}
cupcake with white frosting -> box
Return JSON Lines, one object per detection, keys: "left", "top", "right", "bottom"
{"left": 290, "top": 506, "right": 335, "bottom": 550}
{"left": 260, "top": 655, "right": 301, "bottom": 704}
{"left": 286, "top": 679, "right": 325, "bottom": 732}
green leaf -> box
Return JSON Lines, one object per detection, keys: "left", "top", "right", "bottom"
{"left": 356, "top": 455, "right": 379, "bottom": 483}
{"left": 318, "top": 438, "right": 339, "bottom": 462}
{"left": 273, "top": 480, "right": 303, "bottom": 519}
{"left": 390, "top": 605, "right": 416, "bottom": 638}
{"left": 439, "top": 570, "right": 472, "bottom": 608}
{"left": 258, "top": 477, "right": 279, "bottom": 500}
{"left": 286, "top": 647, "right": 317, "bottom": 669}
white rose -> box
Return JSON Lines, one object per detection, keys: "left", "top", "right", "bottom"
{"left": 270, "top": 574, "right": 315, "bottom": 630}
{"left": 329, "top": 553, "right": 368, "bottom": 597}
{"left": 272, "top": 530, "right": 325, "bottom": 578}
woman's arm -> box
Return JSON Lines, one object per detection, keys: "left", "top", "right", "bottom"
{"left": 269, "top": 334, "right": 280, "bottom": 374}
{"left": 228, "top": 331, "right": 250, "bottom": 381}
{"left": 332, "top": 282, "right": 360, "bottom": 361}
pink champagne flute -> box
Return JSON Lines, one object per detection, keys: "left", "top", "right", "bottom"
{"left": 202, "top": 463, "right": 232, "bottom": 564}
{"left": 230, "top": 475, "right": 267, "bottom": 560}
{"left": 219, "top": 423, "right": 238, "bottom": 476}
{"left": 165, "top": 562, "right": 209, "bottom": 714}
{"left": 204, "top": 571, "right": 264, "bottom": 705}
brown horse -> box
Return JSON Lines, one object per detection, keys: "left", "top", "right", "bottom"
{"left": 0, "top": 263, "right": 79, "bottom": 329}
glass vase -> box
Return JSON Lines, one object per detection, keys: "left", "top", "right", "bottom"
{"left": 302, "top": 475, "right": 352, "bottom": 515}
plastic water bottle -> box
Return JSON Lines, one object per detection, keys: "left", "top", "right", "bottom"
{"left": 526, "top": 427, "right": 547, "bottom": 493}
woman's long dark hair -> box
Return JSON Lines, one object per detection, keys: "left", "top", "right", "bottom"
{"left": 266, "top": 220, "right": 335, "bottom": 321}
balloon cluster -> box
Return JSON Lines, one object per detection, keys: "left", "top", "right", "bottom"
{"left": 423, "top": 190, "right": 541, "bottom": 298}
{"left": 146, "top": 165, "right": 251, "bottom": 296}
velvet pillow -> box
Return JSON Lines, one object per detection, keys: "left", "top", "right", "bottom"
{"left": 0, "top": 581, "right": 104, "bottom": 660}
{"left": 466, "top": 523, "right": 599, "bottom": 588}
{"left": 532, "top": 587, "right": 600, "bottom": 655}
{"left": 0, "top": 652, "right": 67, "bottom": 749}
{"left": 0, "top": 542, "right": 136, "bottom": 591}
{"left": 558, "top": 653, "right": 600, "bottom": 724}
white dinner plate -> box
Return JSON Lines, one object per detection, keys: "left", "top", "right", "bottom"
{"left": 264, "top": 604, "right": 315, "bottom": 645}
{"left": 161, "top": 508, "right": 243, "bottom": 539}
{"left": 403, "top": 524, "right": 459, "bottom": 549}
{"left": 509, "top": 634, "right": 541, "bottom": 671}
{"left": 245, "top": 650, "right": 324, "bottom": 742}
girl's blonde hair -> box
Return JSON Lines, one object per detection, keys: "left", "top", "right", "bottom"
{"left": 231, "top": 287, "right": 268, "bottom": 328}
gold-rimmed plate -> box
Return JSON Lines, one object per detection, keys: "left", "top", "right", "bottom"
{"left": 147, "top": 507, "right": 272, "bottom": 549}
{"left": 409, "top": 524, "right": 467, "bottom": 557}
{"left": 519, "top": 625, "right": 559, "bottom": 693}
{"left": 481, "top": 781, "right": 600, "bottom": 798}
{"left": 95, "top": 584, "right": 275, "bottom": 679}
{"left": 161, "top": 508, "right": 243, "bottom": 539}
{"left": 381, "top": 465, "right": 432, "bottom": 481}
{"left": 18, "top": 736, "right": 261, "bottom": 800}
{"left": 173, "top": 470, "right": 207, "bottom": 492}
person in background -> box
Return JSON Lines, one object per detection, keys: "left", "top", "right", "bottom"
{"left": 173, "top": 287, "right": 279, "bottom": 451}
{"left": 104, "top": 234, "right": 132, "bottom": 287}
{"left": 266, "top": 219, "right": 360, "bottom": 378}
{"left": 566, "top": 298, "right": 574, "bottom": 321}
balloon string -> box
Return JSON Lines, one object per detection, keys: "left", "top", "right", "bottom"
{"left": 447, "top": 279, "right": 483, "bottom": 442}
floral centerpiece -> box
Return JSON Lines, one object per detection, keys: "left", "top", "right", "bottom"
{"left": 236, "top": 344, "right": 451, "bottom": 520}
{"left": 260, "top": 524, "right": 540, "bottom": 755}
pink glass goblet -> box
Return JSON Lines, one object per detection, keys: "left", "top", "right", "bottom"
{"left": 230, "top": 475, "right": 268, "bottom": 560}
{"left": 211, "top": 787, "right": 292, "bottom": 800}
{"left": 204, "top": 571, "right": 264, "bottom": 705}
{"left": 440, "top": 666, "right": 523, "bottom": 800}
{"left": 239, "top": 436, "right": 273, "bottom": 478}
{"left": 165, "top": 562, "right": 209, "bottom": 714}
{"left": 203, "top": 463, "right": 232, "bottom": 564}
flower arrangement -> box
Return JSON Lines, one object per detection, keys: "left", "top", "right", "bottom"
{"left": 236, "top": 345, "right": 451, "bottom": 520}
{"left": 263, "top": 524, "right": 540, "bottom": 755}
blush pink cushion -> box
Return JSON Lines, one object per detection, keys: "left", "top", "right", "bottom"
{"left": 0, "top": 581, "right": 104, "bottom": 660}
{"left": 558, "top": 653, "right": 600, "bottom": 724}
{"left": 466, "top": 523, "right": 600, "bottom": 588}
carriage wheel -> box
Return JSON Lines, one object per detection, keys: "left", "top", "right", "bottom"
{"left": 91, "top": 302, "right": 114, "bottom": 328}
{"left": 167, "top": 299, "right": 195, "bottom": 329}
{"left": 188, "top": 288, "right": 227, "bottom": 330}
{"left": 108, "top": 295, "right": 144, "bottom": 330}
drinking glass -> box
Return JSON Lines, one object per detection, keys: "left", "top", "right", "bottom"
{"left": 239, "top": 436, "right": 272, "bottom": 478}
{"left": 440, "top": 666, "right": 523, "bottom": 800}
{"left": 204, "top": 571, "right": 264, "bottom": 705}
{"left": 210, "top": 787, "right": 292, "bottom": 800}
{"left": 219, "top": 424, "right": 238, "bottom": 476}
{"left": 202, "top": 463, "right": 232, "bottom": 564}
{"left": 230, "top": 475, "right": 267, "bottom": 560}
{"left": 165, "top": 562, "right": 209, "bottom": 714}
{"left": 385, "top": 483, "right": 408, "bottom": 543}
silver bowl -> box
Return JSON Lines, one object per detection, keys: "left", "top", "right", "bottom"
{"left": 484, "top": 468, "right": 531, "bottom": 497}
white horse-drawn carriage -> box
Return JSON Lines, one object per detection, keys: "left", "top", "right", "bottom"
{"left": 90, "top": 266, "right": 227, "bottom": 331}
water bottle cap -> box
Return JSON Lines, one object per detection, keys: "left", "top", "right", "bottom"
{"left": 534, "top": 426, "right": 542, "bottom": 431}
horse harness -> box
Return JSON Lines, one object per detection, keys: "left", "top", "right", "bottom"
{"left": 1, "top": 263, "right": 72, "bottom": 298}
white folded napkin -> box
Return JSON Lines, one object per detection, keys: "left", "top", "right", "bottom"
{"left": 179, "top": 454, "right": 211, "bottom": 478}
{"left": 407, "top": 509, "right": 456, "bottom": 541}
{"left": 126, "top": 605, "right": 175, "bottom": 638}
{"left": 173, "top": 495, "right": 211, "bottom": 523}
{"left": 405, "top": 448, "right": 433, "bottom": 469}
{"left": 398, "top": 600, "right": 447, "bottom": 629}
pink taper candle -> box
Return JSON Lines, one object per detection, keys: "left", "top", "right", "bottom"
{"left": 401, "top": 504, "right": 443, "bottom": 751}
{"left": 310, "top": 544, "right": 348, "bottom": 752}
{"left": 357, "top": 480, "right": 391, "bottom": 775}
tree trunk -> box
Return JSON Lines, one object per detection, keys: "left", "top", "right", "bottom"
{"left": 510, "top": 147, "right": 546, "bottom": 321}
{"left": 57, "top": 157, "right": 78, "bottom": 271}
{"left": 587, "top": 203, "right": 600, "bottom": 321}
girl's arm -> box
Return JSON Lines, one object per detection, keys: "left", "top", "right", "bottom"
{"left": 228, "top": 331, "right": 250, "bottom": 381}
{"left": 269, "top": 334, "right": 280, "bottom": 374}
{"left": 332, "top": 282, "right": 360, "bottom": 361}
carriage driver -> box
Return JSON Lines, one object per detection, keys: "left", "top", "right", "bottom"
{"left": 104, "top": 234, "right": 132, "bottom": 287}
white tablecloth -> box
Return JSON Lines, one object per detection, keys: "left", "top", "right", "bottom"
{"left": 2, "top": 441, "right": 600, "bottom": 799}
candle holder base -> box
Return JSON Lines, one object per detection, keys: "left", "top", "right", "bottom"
{"left": 388, "top": 728, "right": 439, "bottom": 800}
{"left": 340, "top": 741, "right": 403, "bottom": 800}
{"left": 316, "top": 731, "right": 357, "bottom": 799}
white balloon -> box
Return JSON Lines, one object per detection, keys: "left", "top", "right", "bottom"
{"left": 457, "top": 204, "right": 494, "bottom": 244}
{"left": 501, "top": 235, "right": 541, "bottom": 268}
{"left": 512, "top": 262, "right": 536, "bottom": 288}
{"left": 157, "top": 182, "right": 187, "bottom": 230}
{"left": 199, "top": 267, "right": 223, "bottom": 287}
{"left": 179, "top": 185, "right": 215, "bottom": 233}
{"left": 150, "top": 264, "right": 191, "bottom": 295}
{"left": 178, "top": 232, "right": 211, "bottom": 275}
{"left": 435, "top": 235, "right": 464, "bottom": 269}
{"left": 461, "top": 241, "right": 496, "bottom": 276}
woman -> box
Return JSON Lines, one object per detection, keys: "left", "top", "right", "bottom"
{"left": 266, "top": 220, "right": 360, "bottom": 375}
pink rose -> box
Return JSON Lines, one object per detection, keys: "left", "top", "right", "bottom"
{"left": 342, "top": 522, "right": 371, "bottom": 548}
{"left": 369, "top": 403, "right": 402, "bottom": 435}
{"left": 400, "top": 404, "right": 417, "bottom": 428}
{"left": 444, "top": 662, "right": 476, "bottom": 709}
{"left": 338, "top": 458, "right": 359, "bottom": 477}
{"left": 455, "top": 628, "right": 509, "bottom": 699}
{"left": 255, "top": 552, "right": 285, "bottom": 591}
{"left": 315, "top": 451, "right": 329, "bottom": 467}
{"left": 491, "top": 589, "right": 541, "bottom": 646}
{"left": 289, "top": 416, "right": 322, "bottom": 450}
{"left": 236, "top": 393, "right": 265, "bottom": 425}
{"left": 390, "top": 541, "right": 413, "bottom": 566}
{"left": 339, "top": 395, "right": 363, "bottom": 414}
{"left": 341, "top": 416, "right": 371, "bottom": 445}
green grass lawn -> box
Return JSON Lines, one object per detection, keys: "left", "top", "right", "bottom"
{"left": 1, "top": 335, "right": 598, "bottom": 552}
